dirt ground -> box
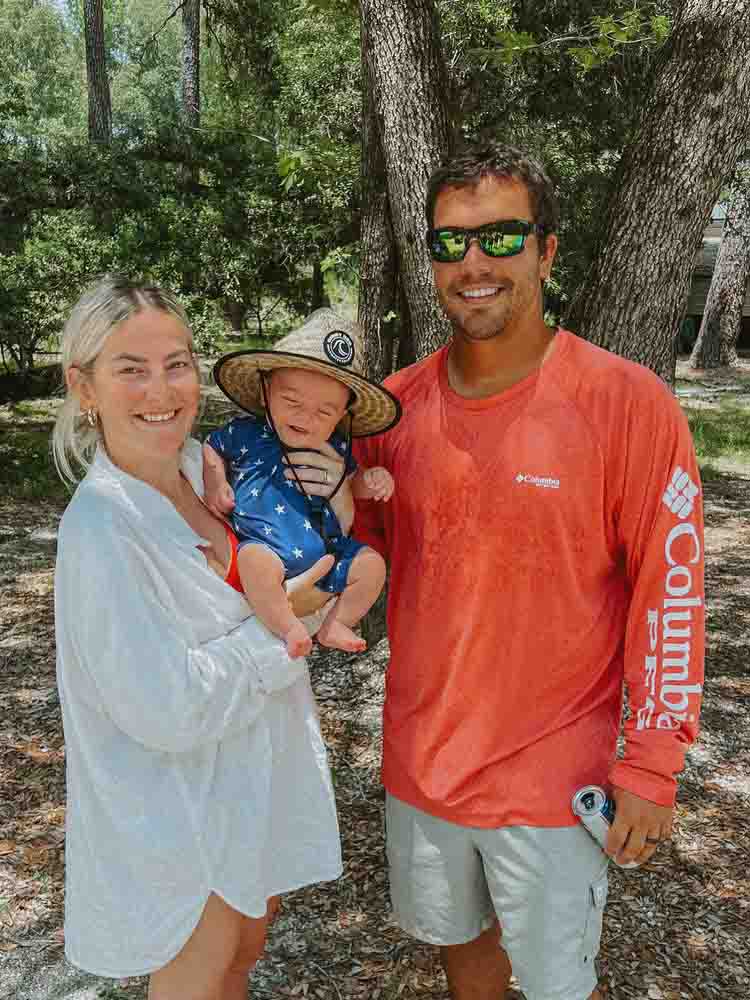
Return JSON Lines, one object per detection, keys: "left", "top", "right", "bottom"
{"left": 1, "top": 364, "right": 749, "bottom": 1000}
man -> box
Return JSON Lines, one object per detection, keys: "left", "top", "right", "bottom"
{"left": 352, "top": 143, "right": 704, "bottom": 1000}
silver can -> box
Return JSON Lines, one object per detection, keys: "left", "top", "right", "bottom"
{"left": 571, "top": 785, "right": 639, "bottom": 869}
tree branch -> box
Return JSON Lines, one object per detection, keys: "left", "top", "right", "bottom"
{"left": 137, "top": 1, "right": 186, "bottom": 66}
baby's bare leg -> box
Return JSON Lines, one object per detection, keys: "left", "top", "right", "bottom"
{"left": 316, "top": 548, "right": 386, "bottom": 653}
{"left": 237, "top": 545, "right": 311, "bottom": 658}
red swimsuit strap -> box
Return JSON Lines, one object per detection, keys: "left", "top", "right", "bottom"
{"left": 222, "top": 521, "right": 244, "bottom": 594}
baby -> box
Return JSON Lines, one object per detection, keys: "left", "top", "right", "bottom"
{"left": 203, "top": 309, "right": 401, "bottom": 658}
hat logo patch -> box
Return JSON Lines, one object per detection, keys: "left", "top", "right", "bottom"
{"left": 324, "top": 330, "right": 355, "bottom": 367}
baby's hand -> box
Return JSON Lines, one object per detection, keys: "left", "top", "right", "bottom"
{"left": 203, "top": 443, "right": 236, "bottom": 515}
{"left": 362, "top": 466, "right": 395, "bottom": 502}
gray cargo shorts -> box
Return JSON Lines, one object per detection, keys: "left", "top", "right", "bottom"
{"left": 386, "top": 793, "right": 609, "bottom": 1000}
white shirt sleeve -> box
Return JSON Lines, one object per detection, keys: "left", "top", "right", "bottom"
{"left": 56, "top": 509, "right": 307, "bottom": 754}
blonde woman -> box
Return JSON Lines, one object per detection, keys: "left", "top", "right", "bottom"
{"left": 53, "top": 275, "right": 342, "bottom": 1000}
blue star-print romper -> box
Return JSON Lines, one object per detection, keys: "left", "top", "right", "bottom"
{"left": 206, "top": 416, "right": 366, "bottom": 594}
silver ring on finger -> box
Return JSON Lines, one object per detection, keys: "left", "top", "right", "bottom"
{"left": 324, "top": 469, "right": 330, "bottom": 484}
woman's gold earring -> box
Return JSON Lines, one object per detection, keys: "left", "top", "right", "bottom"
{"left": 86, "top": 409, "right": 98, "bottom": 428}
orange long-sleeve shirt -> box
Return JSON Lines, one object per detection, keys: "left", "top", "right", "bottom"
{"left": 353, "top": 330, "right": 704, "bottom": 828}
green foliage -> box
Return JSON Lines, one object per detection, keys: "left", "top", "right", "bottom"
{"left": 649, "top": 14, "right": 671, "bottom": 44}
{"left": 0, "top": 425, "right": 68, "bottom": 501}
{"left": 1, "top": 0, "right": 366, "bottom": 373}
{"left": 320, "top": 247, "right": 352, "bottom": 275}
{"left": 181, "top": 295, "right": 229, "bottom": 354}
{"left": 485, "top": 4, "right": 671, "bottom": 76}
{"left": 0, "top": 0, "right": 683, "bottom": 379}
{"left": 492, "top": 30, "right": 537, "bottom": 65}
{"left": 0, "top": 213, "right": 115, "bottom": 375}
{"left": 0, "top": 0, "right": 85, "bottom": 145}
{"left": 272, "top": 0, "right": 361, "bottom": 264}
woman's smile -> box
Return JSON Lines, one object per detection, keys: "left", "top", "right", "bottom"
{"left": 138, "top": 409, "right": 179, "bottom": 423}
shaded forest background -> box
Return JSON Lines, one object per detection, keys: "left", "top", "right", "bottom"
{"left": 2, "top": 0, "right": 749, "bottom": 389}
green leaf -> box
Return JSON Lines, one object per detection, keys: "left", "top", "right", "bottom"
{"left": 621, "top": 10, "right": 643, "bottom": 37}
{"left": 568, "top": 46, "right": 599, "bottom": 74}
{"left": 493, "top": 29, "right": 538, "bottom": 65}
{"left": 592, "top": 15, "right": 618, "bottom": 37}
{"left": 650, "top": 14, "right": 671, "bottom": 44}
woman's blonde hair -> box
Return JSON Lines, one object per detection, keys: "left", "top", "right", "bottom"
{"left": 52, "top": 275, "right": 195, "bottom": 486}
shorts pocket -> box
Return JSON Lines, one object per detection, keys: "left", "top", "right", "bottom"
{"left": 580, "top": 871, "right": 608, "bottom": 969}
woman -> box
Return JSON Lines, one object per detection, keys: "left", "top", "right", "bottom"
{"left": 53, "top": 276, "right": 343, "bottom": 1000}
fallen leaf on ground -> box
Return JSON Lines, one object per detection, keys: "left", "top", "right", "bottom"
{"left": 22, "top": 844, "right": 51, "bottom": 867}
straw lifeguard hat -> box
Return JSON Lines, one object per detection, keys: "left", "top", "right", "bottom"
{"left": 213, "top": 308, "right": 401, "bottom": 437}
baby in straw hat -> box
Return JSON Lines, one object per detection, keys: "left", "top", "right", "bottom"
{"left": 203, "top": 308, "right": 400, "bottom": 658}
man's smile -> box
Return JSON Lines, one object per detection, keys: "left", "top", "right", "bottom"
{"left": 459, "top": 286, "right": 503, "bottom": 301}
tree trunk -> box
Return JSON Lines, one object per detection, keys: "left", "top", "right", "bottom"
{"left": 223, "top": 298, "right": 247, "bottom": 339}
{"left": 182, "top": 0, "right": 201, "bottom": 131}
{"left": 690, "top": 164, "right": 750, "bottom": 368}
{"left": 83, "top": 0, "right": 111, "bottom": 143}
{"left": 311, "top": 260, "right": 329, "bottom": 312}
{"left": 358, "top": 15, "right": 398, "bottom": 382}
{"left": 252, "top": 293, "right": 264, "bottom": 339}
{"left": 395, "top": 278, "right": 416, "bottom": 370}
{"left": 567, "top": 0, "right": 750, "bottom": 385}
{"left": 180, "top": 0, "right": 201, "bottom": 268}
{"left": 359, "top": 0, "right": 453, "bottom": 362}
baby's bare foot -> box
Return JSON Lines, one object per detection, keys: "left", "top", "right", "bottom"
{"left": 317, "top": 619, "right": 367, "bottom": 653}
{"left": 284, "top": 621, "right": 312, "bottom": 659}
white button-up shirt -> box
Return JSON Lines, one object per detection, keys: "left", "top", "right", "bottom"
{"left": 54, "top": 441, "right": 341, "bottom": 977}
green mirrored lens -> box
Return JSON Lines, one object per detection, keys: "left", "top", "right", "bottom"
{"left": 481, "top": 231, "right": 525, "bottom": 256}
{"left": 434, "top": 232, "right": 467, "bottom": 260}
{"left": 430, "top": 223, "right": 533, "bottom": 261}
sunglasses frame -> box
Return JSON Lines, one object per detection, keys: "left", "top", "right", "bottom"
{"left": 426, "top": 219, "right": 545, "bottom": 263}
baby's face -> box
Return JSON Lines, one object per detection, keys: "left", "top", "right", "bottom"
{"left": 266, "top": 368, "right": 350, "bottom": 450}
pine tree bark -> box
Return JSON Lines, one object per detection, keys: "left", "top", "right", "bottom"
{"left": 567, "top": 0, "right": 750, "bottom": 385}
{"left": 359, "top": 0, "right": 453, "bottom": 362}
{"left": 83, "top": 0, "right": 111, "bottom": 143}
{"left": 690, "top": 164, "right": 750, "bottom": 368}
{"left": 181, "top": 0, "right": 201, "bottom": 250}
{"left": 182, "top": 0, "right": 201, "bottom": 131}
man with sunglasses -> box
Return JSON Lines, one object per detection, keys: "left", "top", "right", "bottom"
{"left": 352, "top": 143, "right": 704, "bottom": 1000}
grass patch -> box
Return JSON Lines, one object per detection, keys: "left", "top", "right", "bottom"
{"left": 210, "top": 333, "right": 277, "bottom": 355}
{"left": 685, "top": 404, "right": 750, "bottom": 474}
{"left": 0, "top": 425, "right": 69, "bottom": 500}
{"left": 8, "top": 400, "right": 51, "bottom": 419}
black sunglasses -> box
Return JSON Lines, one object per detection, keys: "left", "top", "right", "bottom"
{"left": 427, "top": 219, "right": 545, "bottom": 263}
